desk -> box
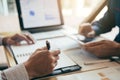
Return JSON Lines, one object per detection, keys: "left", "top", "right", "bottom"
{"left": 4, "top": 46, "right": 16, "bottom": 67}
{"left": 40, "top": 66, "right": 120, "bottom": 80}
{"left": 4, "top": 47, "right": 120, "bottom": 80}
{"left": 0, "top": 15, "right": 120, "bottom": 80}
{"left": 4, "top": 36, "right": 120, "bottom": 80}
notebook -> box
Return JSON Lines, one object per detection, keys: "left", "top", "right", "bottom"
{"left": 15, "top": 0, "right": 64, "bottom": 33}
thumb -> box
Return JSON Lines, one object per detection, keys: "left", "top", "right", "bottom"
{"left": 87, "top": 31, "right": 95, "bottom": 38}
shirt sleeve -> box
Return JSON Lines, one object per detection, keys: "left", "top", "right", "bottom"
{"left": 0, "top": 37, "right": 3, "bottom": 45}
{"left": 1, "top": 64, "right": 29, "bottom": 80}
{"left": 91, "top": 0, "right": 116, "bottom": 36}
{"left": 0, "top": 71, "right": 3, "bottom": 80}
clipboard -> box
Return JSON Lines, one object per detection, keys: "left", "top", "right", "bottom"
{"left": 32, "top": 65, "right": 81, "bottom": 79}
{"left": 7, "top": 40, "right": 81, "bottom": 79}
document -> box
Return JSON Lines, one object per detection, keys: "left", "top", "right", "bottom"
{"left": 8, "top": 37, "right": 82, "bottom": 79}
{"left": 65, "top": 48, "right": 113, "bottom": 71}
{"left": 9, "top": 37, "right": 80, "bottom": 70}
{"left": 9, "top": 34, "right": 116, "bottom": 76}
{"left": 9, "top": 36, "right": 113, "bottom": 72}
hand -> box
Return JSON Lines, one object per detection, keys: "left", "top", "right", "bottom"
{"left": 83, "top": 40, "right": 120, "bottom": 58}
{"left": 79, "top": 23, "right": 95, "bottom": 38}
{"left": 3, "top": 33, "right": 34, "bottom": 45}
{"left": 24, "top": 47, "right": 60, "bottom": 79}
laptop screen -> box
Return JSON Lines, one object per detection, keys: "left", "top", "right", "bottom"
{"left": 16, "top": 0, "right": 63, "bottom": 32}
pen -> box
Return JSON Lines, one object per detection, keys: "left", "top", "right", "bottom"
{"left": 46, "top": 40, "right": 50, "bottom": 50}
{"left": 84, "top": 59, "right": 110, "bottom": 65}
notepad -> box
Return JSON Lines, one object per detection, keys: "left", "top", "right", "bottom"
{"left": 9, "top": 36, "right": 80, "bottom": 64}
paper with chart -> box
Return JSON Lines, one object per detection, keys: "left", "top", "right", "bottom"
{"left": 9, "top": 37, "right": 80, "bottom": 70}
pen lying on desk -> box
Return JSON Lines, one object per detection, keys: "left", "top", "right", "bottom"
{"left": 84, "top": 59, "right": 110, "bottom": 65}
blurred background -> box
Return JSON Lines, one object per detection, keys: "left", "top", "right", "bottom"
{"left": 0, "top": 0, "right": 107, "bottom": 32}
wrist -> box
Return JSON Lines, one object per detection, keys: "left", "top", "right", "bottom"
{"left": 2, "top": 37, "right": 8, "bottom": 45}
{"left": 24, "top": 62, "right": 35, "bottom": 79}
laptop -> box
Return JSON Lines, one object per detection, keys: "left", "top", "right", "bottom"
{"left": 15, "top": 0, "right": 96, "bottom": 41}
{"left": 15, "top": 0, "right": 64, "bottom": 33}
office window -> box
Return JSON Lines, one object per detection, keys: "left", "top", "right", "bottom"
{"left": 0, "top": 0, "right": 107, "bottom": 16}
{"left": 61, "top": 0, "right": 107, "bottom": 29}
{"left": 0, "top": 0, "right": 16, "bottom": 15}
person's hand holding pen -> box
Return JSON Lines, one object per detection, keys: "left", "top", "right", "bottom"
{"left": 24, "top": 40, "right": 60, "bottom": 79}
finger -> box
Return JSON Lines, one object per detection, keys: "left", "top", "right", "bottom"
{"left": 51, "top": 50, "right": 60, "bottom": 56}
{"left": 54, "top": 55, "right": 60, "bottom": 61}
{"left": 84, "top": 41, "right": 104, "bottom": 47}
{"left": 41, "top": 46, "right": 48, "bottom": 50}
{"left": 80, "top": 33, "right": 88, "bottom": 37}
{"left": 16, "top": 34, "right": 32, "bottom": 44}
{"left": 54, "top": 62, "right": 58, "bottom": 67}
{"left": 13, "top": 42, "right": 21, "bottom": 46}
{"left": 32, "top": 50, "right": 49, "bottom": 58}
{"left": 52, "top": 62, "right": 57, "bottom": 68}
{"left": 36, "top": 49, "right": 48, "bottom": 53}
{"left": 53, "top": 61, "right": 58, "bottom": 66}
{"left": 87, "top": 31, "right": 95, "bottom": 38}
{"left": 36, "top": 47, "right": 48, "bottom": 52}
{"left": 85, "top": 43, "right": 105, "bottom": 53}
{"left": 24, "top": 34, "right": 35, "bottom": 44}
{"left": 7, "top": 39, "right": 20, "bottom": 46}
{"left": 51, "top": 56, "right": 59, "bottom": 64}
{"left": 56, "top": 56, "right": 60, "bottom": 60}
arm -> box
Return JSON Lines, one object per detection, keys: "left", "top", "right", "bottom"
{"left": 92, "top": 0, "right": 116, "bottom": 35}
{"left": 0, "top": 34, "right": 60, "bottom": 79}
{"left": 0, "top": 64, "right": 29, "bottom": 80}
{"left": 0, "top": 36, "right": 29, "bottom": 79}
{"left": 0, "top": 47, "right": 60, "bottom": 80}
